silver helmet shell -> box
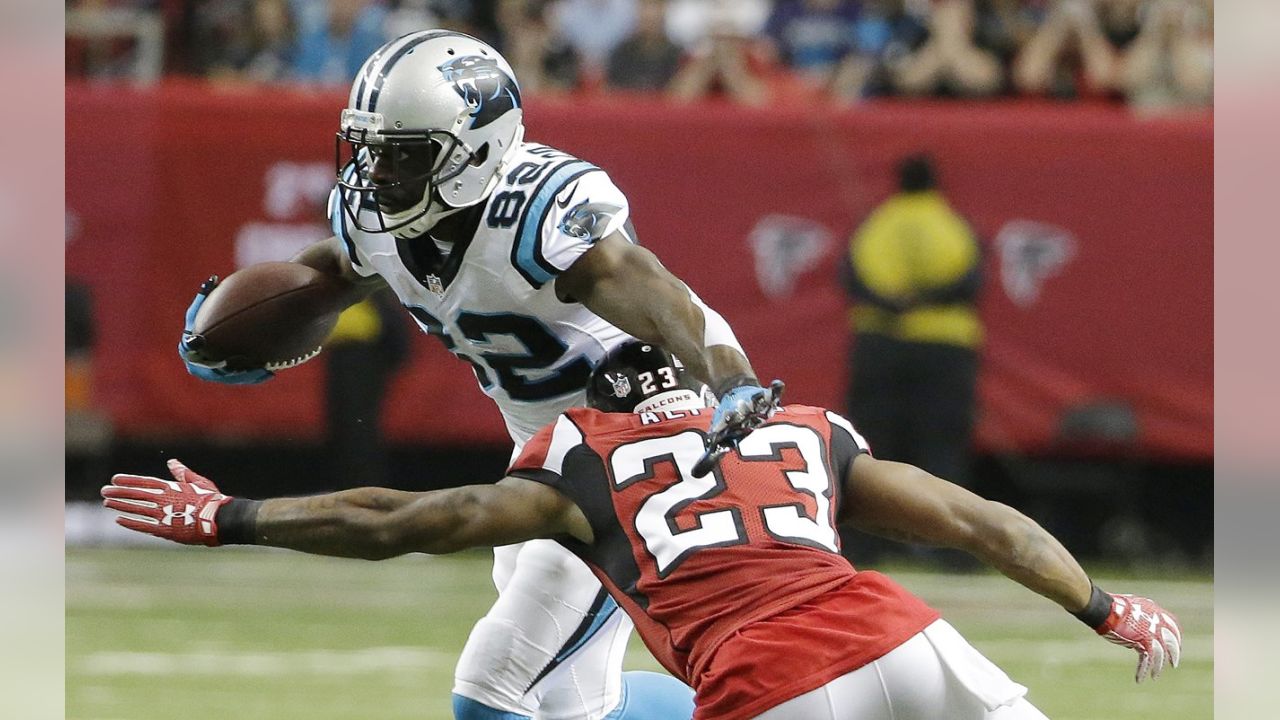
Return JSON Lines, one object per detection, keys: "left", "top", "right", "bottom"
{"left": 336, "top": 30, "right": 524, "bottom": 239}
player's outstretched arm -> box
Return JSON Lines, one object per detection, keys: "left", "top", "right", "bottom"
{"left": 557, "top": 235, "right": 752, "bottom": 391}
{"left": 251, "top": 477, "right": 592, "bottom": 558}
{"left": 844, "top": 455, "right": 1092, "bottom": 608}
{"left": 558, "top": 235, "right": 778, "bottom": 462}
{"left": 842, "top": 454, "right": 1182, "bottom": 682}
{"left": 102, "top": 461, "right": 592, "bottom": 559}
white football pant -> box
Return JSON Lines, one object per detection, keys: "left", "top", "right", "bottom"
{"left": 452, "top": 539, "right": 632, "bottom": 720}
{"left": 755, "top": 620, "right": 1050, "bottom": 720}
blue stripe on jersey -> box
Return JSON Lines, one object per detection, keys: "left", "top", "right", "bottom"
{"left": 330, "top": 166, "right": 362, "bottom": 268}
{"left": 511, "top": 160, "right": 599, "bottom": 288}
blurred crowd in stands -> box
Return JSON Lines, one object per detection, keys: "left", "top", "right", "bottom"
{"left": 68, "top": 0, "right": 1213, "bottom": 113}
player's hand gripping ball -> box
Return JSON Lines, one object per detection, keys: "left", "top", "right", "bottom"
{"left": 179, "top": 263, "right": 347, "bottom": 382}
{"left": 101, "top": 460, "right": 233, "bottom": 546}
{"left": 180, "top": 276, "right": 273, "bottom": 384}
{"left": 1095, "top": 593, "right": 1182, "bottom": 683}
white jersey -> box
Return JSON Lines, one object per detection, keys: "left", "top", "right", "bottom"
{"left": 328, "top": 142, "right": 632, "bottom": 444}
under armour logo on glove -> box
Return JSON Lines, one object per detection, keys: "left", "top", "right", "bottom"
{"left": 101, "top": 460, "right": 233, "bottom": 546}
{"left": 1096, "top": 594, "right": 1183, "bottom": 683}
{"left": 161, "top": 503, "right": 199, "bottom": 527}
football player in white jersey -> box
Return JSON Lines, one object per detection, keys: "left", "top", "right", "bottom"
{"left": 177, "top": 30, "right": 774, "bottom": 720}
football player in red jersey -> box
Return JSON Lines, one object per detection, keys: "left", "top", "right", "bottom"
{"left": 104, "top": 341, "right": 1181, "bottom": 719}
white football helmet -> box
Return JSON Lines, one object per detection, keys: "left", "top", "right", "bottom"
{"left": 335, "top": 30, "right": 525, "bottom": 239}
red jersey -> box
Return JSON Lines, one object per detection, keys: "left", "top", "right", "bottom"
{"left": 510, "top": 404, "right": 939, "bottom": 720}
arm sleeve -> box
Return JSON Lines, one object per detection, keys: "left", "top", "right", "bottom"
{"left": 507, "top": 413, "right": 587, "bottom": 489}
{"left": 508, "top": 414, "right": 614, "bottom": 557}
{"left": 825, "top": 409, "right": 871, "bottom": 467}
{"left": 824, "top": 410, "right": 870, "bottom": 519}
{"left": 511, "top": 166, "right": 631, "bottom": 288}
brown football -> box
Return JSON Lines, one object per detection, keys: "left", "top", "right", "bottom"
{"left": 190, "top": 262, "right": 348, "bottom": 371}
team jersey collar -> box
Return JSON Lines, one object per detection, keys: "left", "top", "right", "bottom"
{"left": 394, "top": 204, "right": 483, "bottom": 296}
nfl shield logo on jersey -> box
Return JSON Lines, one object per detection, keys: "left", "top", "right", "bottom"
{"left": 425, "top": 274, "right": 446, "bottom": 298}
{"left": 608, "top": 373, "right": 631, "bottom": 399}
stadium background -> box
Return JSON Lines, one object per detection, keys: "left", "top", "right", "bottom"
{"left": 65, "top": 1, "right": 1211, "bottom": 718}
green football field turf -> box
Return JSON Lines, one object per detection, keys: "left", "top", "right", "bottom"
{"left": 66, "top": 547, "right": 1211, "bottom": 719}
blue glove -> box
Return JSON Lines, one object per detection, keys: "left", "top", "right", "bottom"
{"left": 179, "top": 276, "right": 274, "bottom": 385}
{"left": 693, "top": 379, "right": 784, "bottom": 477}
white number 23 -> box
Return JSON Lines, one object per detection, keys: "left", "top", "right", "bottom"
{"left": 609, "top": 424, "right": 839, "bottom": 577}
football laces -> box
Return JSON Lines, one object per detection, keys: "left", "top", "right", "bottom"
{"left": 264, "top": 346, "right": 323, "bottom": 371}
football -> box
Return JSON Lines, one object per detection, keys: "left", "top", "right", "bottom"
{"left": 189, "top": 262, "right": 348, "bottom": 371}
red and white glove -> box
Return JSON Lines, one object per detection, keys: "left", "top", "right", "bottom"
{"left": 101, "top": 459, "right": 232, "bottom": 546}
{"left": 1095, "top": 593, "right": 1183, "bottom": 683}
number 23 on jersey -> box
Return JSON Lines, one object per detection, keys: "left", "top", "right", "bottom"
{"left": 609, "top": 424, "right": 841, "bottom": 578}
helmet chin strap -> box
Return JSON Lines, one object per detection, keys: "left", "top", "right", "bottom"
{"left": 386, "top": 194, "right": 466, "bottom": 240}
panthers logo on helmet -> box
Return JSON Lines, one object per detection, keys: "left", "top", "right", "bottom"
{"left": 438, "top": 56, "right": 521, "bottom": 130}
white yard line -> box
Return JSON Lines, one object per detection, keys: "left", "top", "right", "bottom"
{"left": 74, "top": 647, "right": 455, "bottom": 676}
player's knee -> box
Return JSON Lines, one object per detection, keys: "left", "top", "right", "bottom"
{"left": 452, "top": 693, "right": 532, "bottom": 720}
{"left": 602, "top": 671, "right": 695, "bottom": 720}
{"left": 458, "top": 614, "right": 527, "bottom": 686}
{"left": 513, "top": 541, "right": 586, "bottom": 587}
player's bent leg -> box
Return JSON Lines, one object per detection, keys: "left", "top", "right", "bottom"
{"left": 761, "top": 620, "right": 1037, "bottom": 720}
{"left": 452, "top": 694, "right": 532, "bottom": 720}
{"left": 919, "top": 619, "right": 1034, "bottom": 717}
{"left": 454, "top": 542, "right": 578, "bottom": 718}
{"left": 858, "top": 619, "right": 1034, "bottom": 720}
{"left": 455, "top": 540, "right": 639, "bottom": 720}
{"left": 453, "top": 613, "right": 540, "bottom": 718}
{"left": 491, "top": 541, "right": 521, "bottom": 593}
{"left": 751, "top": 667, "right": 888, "bottom": 720}
{"left": 529, "top": 599, "right": 630, "bottom": 720}
{"left": 598, "top": 672, "right": 695, "bottom": 720}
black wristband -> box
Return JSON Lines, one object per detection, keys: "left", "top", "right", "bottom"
{"left": 216, "top": 498, "right": 263, "bottom": 545}
{"left": 1070, "top": 583, "right": 1114, "bottom": 629}
{"left": 711, "top": 374, "right": 760, "bottom": 398}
